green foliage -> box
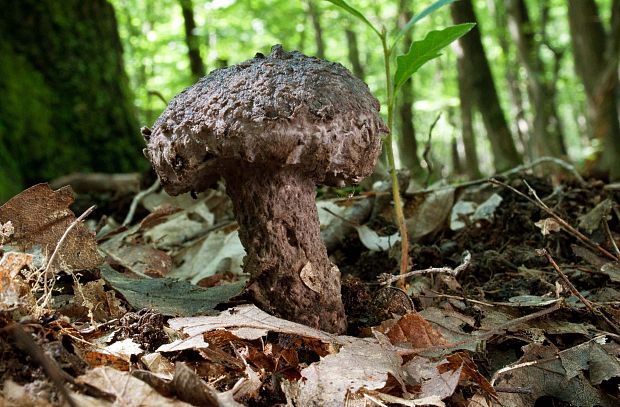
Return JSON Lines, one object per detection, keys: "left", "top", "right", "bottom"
{"left": 392, "top": 0, "right": 457, "bottom": 46}
{"left": 323, "top": 0, "right": 473, "bottom": 275}
{"left": 394, "top": 23, "right": 474, "bottom": 92}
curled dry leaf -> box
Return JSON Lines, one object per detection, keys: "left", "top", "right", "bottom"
{"left": 0, "top": 183, "right": 102, "bottom": 272}
{"left": 535, "top": 217, "right": 562, "bottom": 235}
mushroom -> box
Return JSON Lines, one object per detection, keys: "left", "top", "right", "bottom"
{"left": 143, "top": 45, "right": 387, "bottom": 333}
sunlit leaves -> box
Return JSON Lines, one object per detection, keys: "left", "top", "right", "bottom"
{"left": 392, "top": 0, "right": 458, "bottom": 48}
{"left": 394, "top": 23, "right": 474, "bottom": 92}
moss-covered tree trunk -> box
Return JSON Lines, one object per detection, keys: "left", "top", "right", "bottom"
{"left": 0, "top": 0, "right": 144, "bottom": 201}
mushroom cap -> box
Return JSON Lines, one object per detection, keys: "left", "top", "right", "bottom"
{"left": 144, "top": 45, "right": 388, "bottom": 196}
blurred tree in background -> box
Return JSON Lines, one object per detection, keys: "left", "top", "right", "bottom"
{"left": 1, "top": 0, "right": 620, "bottom": 202}
{"left": 0, "top": 0, "right": 145, "bottom": 201}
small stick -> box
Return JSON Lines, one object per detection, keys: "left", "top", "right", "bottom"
{"left": 539, "top": 248, "right": 620, "bottom": 333}
{"left": 37, "top": 205, "right": 96, "bottom": 308}
{"left": 491, "top": 178, "right": 618, "bottom": 261}
{"left": 396, "top": 301, "right": 563, "bottom": 356}
{"left": 2, "top": 323, "right": 78, "bottom": 407}
{"left": 422, "top": 112, "right": 442, "bottom": 188}
{"left": 603, "top": 219, "right": 620, "bottom": 258}
{"left": 380, "top": 250, "right": 471, "bottom": 286}
{"left": 123, "top": 178, "right": 161, "bottom": 226}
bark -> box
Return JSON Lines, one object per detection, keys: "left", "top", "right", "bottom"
{"left": 344, "top": 25, "right": 364, "bottom": 79}
{"left": 179, "top": 0, "right": 206, "bottom": 81}
{"left": 455, "top": 45, "right": 482, "bottom": 179}
{"left": 451, "top": 0, "right": 522, "bottom": 171}
{"left": 305, "top": 0, "right": 325, "bottom": 58}
{"left": 568, "top": 0, "right": 620, "bottom": 179}
{"left": 506, "top": 0, "right": 566, "bottom": 159}
{"left": 396, "top": 0, "right": 422, "bottom": 176}
{"left": 0, "top": 0, "right": 143, "bottom": 200}
{"left": 224, "top": 165, "right": 346, "bottom": 334}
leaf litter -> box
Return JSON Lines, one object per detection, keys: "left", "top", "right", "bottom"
{"left": 0, "top": 172, "right": 619, "bottom": 406}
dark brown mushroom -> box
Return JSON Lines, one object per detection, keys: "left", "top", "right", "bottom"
{"left": 144, "top": 45, "right": 387, "bottom": 333}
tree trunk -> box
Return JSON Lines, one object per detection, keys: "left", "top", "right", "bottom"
{"left": 506, "top": 0, "right": 566, "bottom": 159}
{"left": 455, "top": 44, "right": 482, "bottom": 179}
{"left": 568, "top": 0, "right": 620, "bottom": 179}
{"left": 344, "top": 25, "right": 364, "bottom": 79}
{"left": 179, "top": 0, "right": 206, "bottom": 81}
{"left": 305, "top": 0, "right": 325, "bottom": 58}
{"left": 451, "top": 0, "right": 522, "bottom": 172}
{"left": 396, "top": 0, "right": 422, "bottom": 177}
{"left": 0, "top": 0, "right": 144, "bottom": 201}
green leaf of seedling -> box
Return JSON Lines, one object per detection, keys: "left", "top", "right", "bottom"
{"left": 392, "top": 0, "right": 458, "bottom": 47}
{"left": 393, "top": 23, "right": 475, "bottom": 93}
{"left": 324, "top": 0, "right": 381, "bottom": 38}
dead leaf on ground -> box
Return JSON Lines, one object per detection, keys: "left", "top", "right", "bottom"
{"left": 493, "top": 342, "right": 619, "bottom": 407}
{"left": 101, "top": 265, "right": 243, "bottom": 317}
{"left": 0, "top": 183, "right": 102, "bottom": 272}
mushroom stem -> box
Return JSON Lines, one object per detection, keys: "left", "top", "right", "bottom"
{"left": 223, "top": 165, "right": 347, "bottom": 334}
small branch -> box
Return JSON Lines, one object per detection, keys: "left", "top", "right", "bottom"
{"left": 538, "top": 249, "right": 595, "bottom": 312}
{"left": 2, "top": 323, "right": 78, "bottom": 407}
{"left": 603, "top": 219, "right": 620, "bottom": 258}
{"left": 539, "top": 248, "right": 620, "bottom": 334}
{"left": 490, "top": 179, "right": 618, "bottom": 261}
{"left": 123, "top": 179, "right": 161, "bottom": 226}
{"left": 422, "top": 112, "right": 442, "bottom": 188}
{"left": 147, "top": 90, "right": 167, "bottom": 105}
{"left": 406, "top": 156, "right": 586, "bottom": 198}
{"left": 379, "top": 250, "right": 471, "bottom": 286}
{"left": 37, "top": 205, "right": 96, "bottom": 308}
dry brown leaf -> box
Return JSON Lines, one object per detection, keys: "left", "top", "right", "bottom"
{"left": 382, "top": 311, "right": 450, "bottom": 348}
{"left": 493, "top": 343, "right": 618, "bottom": 407}
{"left": 281, "top": 333, "right": 406, "bottom": 406}
{"left": 0, "top": 183, "right": 102, "bottom": 272}
{"left": 0, "top": 251, "right": 34, "bottom": 309}
{"left": 76, "top": 366, "right": 193, "bottom": 406}
{"left": 74, "top": 279, "right": 126, "bottom": 321}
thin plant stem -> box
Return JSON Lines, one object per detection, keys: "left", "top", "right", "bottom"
{"left": 381, "top": 31, "right": 410, "bottom": 282}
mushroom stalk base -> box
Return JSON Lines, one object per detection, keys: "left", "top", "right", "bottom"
{"left": 224, "top": 166, "right": 346, "bottom": 333}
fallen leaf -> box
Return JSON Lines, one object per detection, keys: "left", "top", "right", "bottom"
{"left": 101, "top": 265, "right": 243, "bottom": 317}
{"left": 0, "top": 183, "right": 102, "bottom": 272}
{"left": 535, "top": 217, "right": 562, "bottom": 235}
{"left": 76, "top": 366, "right": 193, "bottom": 406}
{"left": 355, "top": 225, "right": 400, "bottom": 251}
{"left": 406, "top": 187, "right": 455, "bottom": 239}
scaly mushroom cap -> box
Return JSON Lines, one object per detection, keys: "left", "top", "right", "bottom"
{"left": 144, "top": 44, "right": 388, "bottom": 195}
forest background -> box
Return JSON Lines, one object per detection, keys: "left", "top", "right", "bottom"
{"left": 1, "top": 0, "right": 619, "bottom": 202}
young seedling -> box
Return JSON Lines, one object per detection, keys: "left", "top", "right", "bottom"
{"left": 324, "top": 0, "right": 474, "bottom": 278}
{"left": 144, "top": 45, "right": 387, "bottom": 333}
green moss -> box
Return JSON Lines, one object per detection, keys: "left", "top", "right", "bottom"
{"left": 0, "top": 42, "right": 53, "bottom": 202}
{"left": 0, "top": 0, "right": 147, "bottom": 197}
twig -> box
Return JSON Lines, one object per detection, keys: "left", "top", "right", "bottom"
{"left": 422, "top": 112, "right": 442, "bottom": 188}
{"left": 538, "top": 248, "right": 620, "bottom": 333}
{"left": 123, "top": 178, "right": 161, "bottom": 226}
{"left": 538, "top": 249, "right": 595, "bottom": 311}
{"left": 406, "top": 156, "right": 586, "bottom": 198}
{"left": 603, "top": 219, "right": 620, "bottom": 258}
{"left": 379, "top": 250, "right": 471, "bottom": 286}
{"left": 36, "top": 206, "right": 96, "bottom": 309}
{"left": 397, "top": 301, "right": 563, "bottom": 356}
{"left": 2, "top": 323, "right": 78, "bottom": 407}
{"left": 147, "top": 90, "right": 167, "bottom": 105}
{"left": 491, "top": 178, "right": 618, "bottom": 261}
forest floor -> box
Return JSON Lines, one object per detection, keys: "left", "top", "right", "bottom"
{"left": 1, "top": 168, "right": 619, "bottom": 406}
